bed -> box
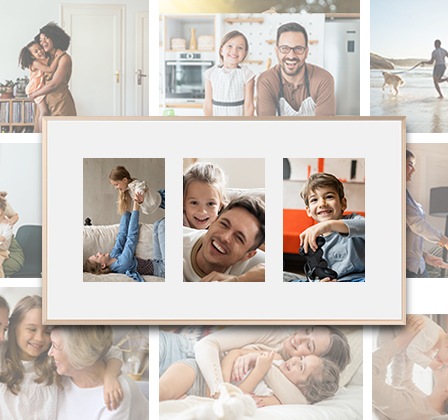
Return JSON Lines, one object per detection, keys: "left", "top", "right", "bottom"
{"left": 159, "top": 327, "right": 363, "bottom": 420}
{"left": 83, "top": 222, "right": 164, "bottom": 282}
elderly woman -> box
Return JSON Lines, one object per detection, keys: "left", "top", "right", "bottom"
{"left": 28, "top": 22, "right": 76, "bottom": 133}
{"left": 48, "top": 326, "right": 148, "bottom": 419}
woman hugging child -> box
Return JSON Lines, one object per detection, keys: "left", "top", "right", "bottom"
{"left": 19, "top": 41, "right": 65, "bottom": 133}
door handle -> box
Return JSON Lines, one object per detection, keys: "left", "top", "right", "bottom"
{"left": 136, "top": 69, "right": 147, "bottom": 85}
{"left": 115, "top": 71, "right": 120, "bottom": 84}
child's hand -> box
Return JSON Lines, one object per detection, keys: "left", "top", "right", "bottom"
{"left": 299, "top": 222, "right": 332, "bottom": 254}
{"left": 430, "top": 359, "right": 443, "bottom": 371}
{"left": 254, "top": 351, "right": 275, "bottom": 374}
{"left": 231, "top": 353, "right": 259, "bottom": 382}
{"left": 103, "top": 375, "right": 123, "bottom": 411}
{"left": 396, "top": 315, "right": 425, "bottom": 350}
{"left": 134, "top": 192, "right": 144, "bottom": 205}
{"left": 54, "top": 49, "right": 65, "bottom": 59}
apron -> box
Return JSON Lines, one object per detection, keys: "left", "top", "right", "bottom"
{"left": 276, "top": 65, "right": 316, "bottom": 116}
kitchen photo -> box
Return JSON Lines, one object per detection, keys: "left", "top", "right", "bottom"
{"left": 159, "top": 13, "right": 360, "bottom": 117}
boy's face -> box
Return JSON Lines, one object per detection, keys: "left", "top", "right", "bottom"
{"left": 305, "top": 187, "right": 346, "bottom": 223}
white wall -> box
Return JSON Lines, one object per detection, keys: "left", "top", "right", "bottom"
{"left": 0, "top": 287, "right": 42, "bottom": 313}
{"left": 0, "top": 0, "right": 147, "bottom": 116}
{"left": 0, "top": 143, "right": 41, "bottom": 234}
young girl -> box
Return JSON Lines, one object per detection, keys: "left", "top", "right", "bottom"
{"left": 109, "top": 166, "right": 165, "bottom": 215}
{"left": 19, "top": 41, "right": 64, "bottom": 133}
{"left": 204, "top": 31, "right": 255, "bottom": 116}
{"left": 183, "top": 162, "right": 228, "bottom": 230}
{"left": 84, "top": 194, "right": 165, "bottom": 280}
{"left": 0, "top": 197, "right": 13, "bottom": 278}
{"left": 0, "top": 295, "right": 125, "bottom": 418}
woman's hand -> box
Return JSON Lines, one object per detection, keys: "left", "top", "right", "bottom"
{"left": 103, "top": 375, "right": 124, "bottom": 411}
{"left": 231, "top": 353, "right": 259, "bottom": 382}
{"left": 134, "top": 191, "right": 144, "bottom": 205}
{"left": 424, "top": 253, "right": 448, "bottom": 269}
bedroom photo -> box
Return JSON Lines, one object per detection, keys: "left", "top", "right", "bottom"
{"left": 83, "top": 158, "right": 165, "bottom": 283}
{"left": 0, "top": 142, "right": 41, "bottom": 278}
{"left": 159, "top": 12, "right": 359, "bottom": 117}
{"left": 159, "top": 325, "right": 363, "bottom": 419}
{"left": 183, "top": 158, "right": 265, "bottom": 282}
{"left": 283, "top": 158, "right": 365, "bottom": 282}
{"left": 0, "top": 0, "right": 149, "bottom": 133}
{"left": 0, "top": 287, "right": 149, "bottom": 418}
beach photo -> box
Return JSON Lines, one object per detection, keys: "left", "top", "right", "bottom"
{"left": 283, "top": 158, "right": 365, "bottom": 282}
{"left": 371, "top": 0, "right": 448, "bottom": 133}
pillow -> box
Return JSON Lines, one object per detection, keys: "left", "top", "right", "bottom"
{"left": 83, "top": 223, "right": 154, "bottom": 263}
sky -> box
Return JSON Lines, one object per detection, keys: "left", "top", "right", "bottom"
{"left": 371, "top": 0, "right": 448, "bottom": 58}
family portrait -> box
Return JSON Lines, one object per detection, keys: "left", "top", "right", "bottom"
{"left": 159, "top": 325, "right": 363, "bottom": 419}
{"left": 183, "top": 158, "right": 265, "bottom": 282}
{"left": 0, "top": 288, "right": 149, "bottom": 419}
{"left": 0, "top": 0, "right": 149, "bottom": 133}
{"left": 83, "top": 158, "right": 165, "bottom": 283}
{"left": 283, "top": 158, "right": 365, "bottom": 282}
{"left": 160, "top": 12, "right": 359, "bottom": 117}
{"left": 373, "top": 315, "right": 448, "bottom": 420}
{"left": 371, "top": 0, "right": 448, "bottom": 133}
{"left": 0, "top": 143, "right": 41, "bottom": 278}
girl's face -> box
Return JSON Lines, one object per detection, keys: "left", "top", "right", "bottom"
{"left": 184, "top": 181, "right": 221, "bottom": 230}
{"left": 16, "top": 308, "right": 51, "bottom": 361}
{"left": 283, "top": 327, "right": 331, "bottom": 358}
{"left": 48, "top": 329, "right": 73, "bottom": 377}
{"left": 39, "top": 33, "right": 54, "bottom": 53}
{"left": 221, "top": 35, "right": 247, "bottom": 68}
{"left": 110, "top": 177, "right": 130, "bottom": 193}
{"left": 279, "top": 355, "right": 322, "bottom": 386}
{"left": 0, "top": 307, "right": 9, "bottom": 342}
{"left": 28, "top": 43, "right": 46, "bottom": 61}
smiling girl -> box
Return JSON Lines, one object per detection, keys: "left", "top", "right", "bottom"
{"left": 204, "top": 31, "right": 255, "bottom": 116}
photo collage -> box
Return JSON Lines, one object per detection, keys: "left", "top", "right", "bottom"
{"left": 0, "top": 0, "right": 447, "bottom": 419}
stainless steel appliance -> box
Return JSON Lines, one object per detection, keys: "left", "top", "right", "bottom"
{"left": 165, "top": 51, "right": 214, "bottom": 103}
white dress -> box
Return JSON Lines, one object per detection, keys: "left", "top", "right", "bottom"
{"left": 127, "top": 180, "right": 162, "bottom": 215}
{"left": 0, "top": 343, "right": 58, "bottom": 419}
{"left": 205, "top": 65, "right": 255, "bottom": 116}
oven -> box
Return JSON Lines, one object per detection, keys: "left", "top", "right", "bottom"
{"left": 165, "top": 52, "right": 215, "bottom": 103}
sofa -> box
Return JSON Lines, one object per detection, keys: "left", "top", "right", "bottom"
{"left": 83, "top": 222, "right": 164, "bottom": 282}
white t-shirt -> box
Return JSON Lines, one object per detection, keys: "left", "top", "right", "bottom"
{"left": 183, "top": 227, "right": 265, "bottom": 281}
{"left": 57, "top": 374, "right": 148, "bottom": 420}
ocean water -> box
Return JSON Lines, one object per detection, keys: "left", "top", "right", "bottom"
{"left": 370, "top": 68, "right": 448, "bottom": 133}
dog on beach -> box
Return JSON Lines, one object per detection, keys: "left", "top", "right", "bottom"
{"left": 382, "top": 71, "right": 405, "bottom": 95}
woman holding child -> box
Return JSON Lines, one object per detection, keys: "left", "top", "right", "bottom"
{"left": 28, "top": 22, "right": 77, "bottom": 132}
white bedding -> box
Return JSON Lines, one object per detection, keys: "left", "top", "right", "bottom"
{"left": 159, "top": 385, "right": 362, "bottom": 420}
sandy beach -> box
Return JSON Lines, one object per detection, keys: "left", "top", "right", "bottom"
{"left": 371, "top": 68, "right": 448, "bottom": 133}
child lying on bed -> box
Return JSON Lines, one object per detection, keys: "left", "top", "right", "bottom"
{"left": 159, "top": 347, "right": 339, "bottom": 406}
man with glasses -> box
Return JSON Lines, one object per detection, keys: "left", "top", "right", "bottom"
{"left": 256, "top": 22, "right": 335, "bottom": 116}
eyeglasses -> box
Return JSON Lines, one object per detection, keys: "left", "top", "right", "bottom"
{"left": 277, "top": 45, "right": 307, "bottom": 55}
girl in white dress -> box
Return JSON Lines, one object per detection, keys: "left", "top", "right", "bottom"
{"left": 0, "top": 197, "right": 13, "bottom": 278}
{"left": 204, "top": 31, "right": 255, "bottom": 116}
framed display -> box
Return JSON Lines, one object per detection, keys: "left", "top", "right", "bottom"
{"left": 43, "top": 117, "right": 405, "bottom": 324}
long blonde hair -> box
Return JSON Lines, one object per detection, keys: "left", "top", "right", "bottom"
{"left": 0, "top": 295, "right": 59, "bottom": 395}
{"left": 109, "top": 166, "right": 135, "bottom": 215}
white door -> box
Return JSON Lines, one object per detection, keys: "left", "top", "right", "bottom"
{"left": 61, "top": 4, "right": 124, "bottom": 116}
{"left": 135, "top": 12, "right": 149, "bottom": 116}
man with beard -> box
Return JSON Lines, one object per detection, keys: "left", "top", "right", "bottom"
{"left": 183, "top": 196, "right": 265, "bottom": 282}
{"left": 256, "top": 22, "right": 335, "bottom": 117}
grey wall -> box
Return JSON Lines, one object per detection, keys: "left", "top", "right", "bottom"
{"left": 83, "top": 158, "right": 165, "bottom": 226}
